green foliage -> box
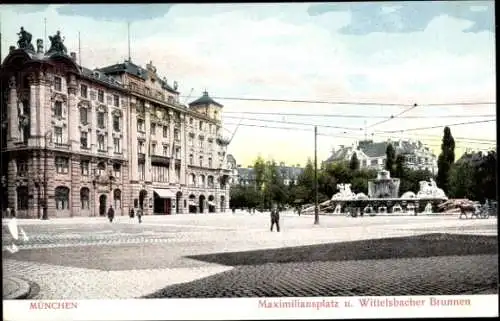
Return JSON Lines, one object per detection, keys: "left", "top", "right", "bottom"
{"left": 448, "top": 150, "right": 497, "bottom": 202}
{"left": 385, "top": 143, "right": 396, "bottom": 175}
{"left": 349, "top": 152, "right": 360, "bottom": 171}
{"left": 436, "top": 126, "right": 455, "bottom": 193}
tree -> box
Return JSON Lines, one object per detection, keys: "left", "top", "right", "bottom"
{"left": 349, "top": 152, "right": 360, "bottom": 171}
{"left": 394, "top": 154, "right": 406, "bottom": 179}
{"left": 385, "top": 143, "right": 396, "bottom": 175}
{"left": 253, "top": 156, "right": 267, "bottom": 190}
{"left": 436, "top": 126, "right": 455, "bottom": 194}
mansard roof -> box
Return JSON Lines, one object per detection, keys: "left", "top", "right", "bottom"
{"left": 189, "top": 91, "right": 223, "bottom": 108}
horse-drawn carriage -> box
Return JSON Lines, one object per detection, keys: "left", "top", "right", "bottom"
{"left": 458, "top": 200, "right": 496, "bottom": 219}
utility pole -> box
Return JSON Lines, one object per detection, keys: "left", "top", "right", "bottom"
{"left": 314, "top": 125, "right": 319, "bottom": 225}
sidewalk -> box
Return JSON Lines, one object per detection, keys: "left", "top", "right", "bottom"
{"left": 3, "top": 276, "right": 31, "bottom": 299}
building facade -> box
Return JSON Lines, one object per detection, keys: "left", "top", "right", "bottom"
{"left": 323, "top": 139, "right": 438, "bottom": 174}
{"left": 232, "top": 162, "right": 304, "bottom": 187}
{"left": 0, "top": 28, "right": 231, "bottom": 218}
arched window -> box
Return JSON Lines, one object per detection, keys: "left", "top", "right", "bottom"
{"left": 16, "top": 186, "right": 29, "bottom": 210}
{"left": 80, "top": 187, "right": 90, "bottom": 209}
{"left": 208, "top": 175, "right": 214, "bottom": 188}
{"left": 199, "top": 175, "right": 205, "bottom": 187}
{"left": 55, "top": 186, "right": 70, "bottom": 210}
{"left": 114, "top": 189, "right": 121, "bottom": 209}
{"left": 189, "top": 173, "right": 196, "bottom": 186}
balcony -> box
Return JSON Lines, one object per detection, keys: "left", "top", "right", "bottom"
{"left": 53, "top": 142, "right": 70, "bottom": 150}
{"left": 151, "top": 155, "right": 170, "bottom": 166}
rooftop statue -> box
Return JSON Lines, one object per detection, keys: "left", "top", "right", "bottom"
{"left": 47, "top": 31, "right": 67, "bottom": 55}
{"left": 17, "top": 27, "right": 34, "bottom": 51}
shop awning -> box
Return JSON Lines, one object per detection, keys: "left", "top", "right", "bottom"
{"left": 154, "top": 189, "right": 175, "bottom": 199}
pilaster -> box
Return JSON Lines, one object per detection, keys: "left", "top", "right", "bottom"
{"left": 180, "top": 114, "right": 187, "bottom": 185}
{"left": 8, "top": 76, "right": 19, "bottom": 141}
{"left": 129, "top": 98, "right": 138, "bottom": 181}
{"left": 168, "top": 111, "right": 175, "bottom": 183}
{"left": 28, "top": 74, "right": 38, "bottom": 138}
{"left": 68, "top": 75, "right": 79, "bottom": 151}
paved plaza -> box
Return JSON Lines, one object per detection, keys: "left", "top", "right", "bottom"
{"left": 2, "top": 212, "right": 498, "bottom": 299}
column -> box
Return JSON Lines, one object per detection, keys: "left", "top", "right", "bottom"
{"left": 39, "top": 71, "right": 47, "bottom": 141}
{"left": 8, "top": 76, "right": 20, "bottom": 141}
{"left": 180, "top": 114, "right": 187, "bottom": 185}
{"left": 68, "top": 75, "right": 79, "bottom": 150}
{"left": 129, "top": 98, "right": 138, "bottom": 182}
{"left": 144, "top": 102, "right": 152, "bottom": 182}
{"left": 28, "top": 74, "right": 38, "bottom": 139}
{"left": 168, "top": 111, "right": 175, "bottom": 183}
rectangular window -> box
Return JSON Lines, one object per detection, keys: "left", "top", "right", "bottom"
{"left": 163, "top": 145, "right": 169, "bottom": 157}
{"left": 113, "top": 115, "right": 120, "bottom": 132}
{"left": 97, "top": 112, "right": 105, "bottom": 129}
{"left": 137, "top": 119, "right": 145, "bottom": 132}
{"left": 174, "top": 129, "right": 180, "bottom": 141}
{"left": 370, "top": 159, "right": 378, "bottom": 166}
{"left": 54, "top": 77, "right": 62, "bottom": 91}
{"left": 54, "top": 101, "right": 63, "bottom": 117}
{"left": 55, "top": 156, "right": 69, "bottom": 174}
{"left": 113, "top": 94, "right": 120, "bottom": 107}
{"left": 80, "top": 131, "right": 88, "bottom": 148}
{"left": 54, "top": 127, "right": 63, "bottom": 144}
{"left": 151, "top": 123, "right": 156, "bottom": 135}
{"left": 175, "top": 147, "right": 181, "bottom": 159}
{"left": 17, "top": 160, "right": 28, "bottom": 177}
{"left": 163, "top": 126, "right": 168, "bottom": 138}
{"left": 98, "top": 89, "right": 104, "bottom": 103}
{"left": 113, "top": 138, "right": 121, "bottom": 153}
{"left": 199, "top": 121, "right": 203, "bottom": 131}
{"left": 138, "top": 163, "right": 145, "bottom": 181}
{"left": 80, "top": 107, "right": 88, "bottom": 124}
{"left": 151, "top": 143, "right": 156, "bottom": 155}
{"left": 81, "top": 160, "right": 89, "bottom": 176}
{"left": 208, "top": 157, "right": 212, "bottom": 168}
{"left": 80, "top": 84, "right": 88, "bottom": 98}
{"left": 199, "top": 156, "right": 203, "bottom": 167}
{"left": 138, "top": 140, "right": 144, "bottom": 153}
{"left": 113, "top": 164, "right": 121, "bottom": 178}
{"left": 189, "top": 154, "right": 193, "bottom": 165}
{"left": 199, "top": 138, "right": 204, "bottom": 149}
{"left": 98, "top": 135, "right": 106, "bottom": 151}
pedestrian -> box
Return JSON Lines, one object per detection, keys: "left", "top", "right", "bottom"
{"left": 270, "top": 203, "right": 280, "bottom": 232}
{"left": 137, "top": 207, "right": 142, "bottom": 223}
{"left": 107, "top": 205, "right": 115, "bottom": 223}
{"left": 5, "top": 209, "right": 29, "bottom": 253}
{"left": 129, "top": 207, "right": 135, "bottom": 218}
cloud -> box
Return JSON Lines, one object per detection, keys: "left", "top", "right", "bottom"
{"left": 3, "top": 5, "right": 50, "bottom": 14}
{"left": 56, "top": 4, "right": 175, "bottom": 22}
{"left": 307, "top": 1, "right": 494, "bottom": 35}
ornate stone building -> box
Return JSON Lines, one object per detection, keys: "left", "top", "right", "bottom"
{"left": 0, "top": 28, "right": 231, "bottom": 218}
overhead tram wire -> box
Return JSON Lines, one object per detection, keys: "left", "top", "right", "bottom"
{"left": 222, "top": 111, "right": 495, "bottom": 119}
{"left": 223, "top": 122, "right": 496, "bottom": 148}
{"left": 179, "top": 94, "right": 495, "bottom": 107}
{"left": 376, "top": 119, "right": 496, "bottom": 134}
{"left": 365, "top": 103, "right": 420, "bottom": 130}
{"left": 223, "top": 116, "right": 360, "bottom": 131}
{"left": 222, "top": 119, "right": 497, "bottom": 144}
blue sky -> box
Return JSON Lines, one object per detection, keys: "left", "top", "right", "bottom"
{"left": 1, "top": 2, "right": 496, "bottom": 166}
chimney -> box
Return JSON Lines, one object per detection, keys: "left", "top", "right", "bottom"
{"left": 70, "top": 52, "right": 77, "bottom": 61}
{"left": 36, "top": 39, "right": 44, "bottom": 54}
{"left": 9, "top": 46, "right": 15, "bottom": 53}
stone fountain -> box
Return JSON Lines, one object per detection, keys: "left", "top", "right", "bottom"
{"left": 322, "top": 170, "right": 448, "bottom": 217}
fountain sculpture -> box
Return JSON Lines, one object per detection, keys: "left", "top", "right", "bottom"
{"left": 316, "top": 170, "right": 448, "bottom": 217}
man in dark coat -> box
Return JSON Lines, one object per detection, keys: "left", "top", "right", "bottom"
{"left": 270, "top": 203, "right": 280, "bottom": 232}
{"left": 107, "top": 205, "right": 115, "bottom": 223}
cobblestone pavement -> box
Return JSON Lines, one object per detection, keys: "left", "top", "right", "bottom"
{"left": 2, "top": 214, "right": 497, "bottom": 299}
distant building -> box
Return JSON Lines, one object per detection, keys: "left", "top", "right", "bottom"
{"left": 230, "top": 159, "right": 304, "bottom": 186}
{"left": 323, "top": 139, "right": 438, "bottom": 174}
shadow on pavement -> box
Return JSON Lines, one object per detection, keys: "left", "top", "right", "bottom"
{"left": 186, "top": 233, "right": 498, "bottom": 266}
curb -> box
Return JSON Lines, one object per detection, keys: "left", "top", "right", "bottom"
{"left": 3, "top": 276, "right": 31, "bottom": 299}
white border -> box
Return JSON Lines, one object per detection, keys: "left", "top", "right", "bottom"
{"left": 3, "top": 295, "right": 499, "bottom": 320}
